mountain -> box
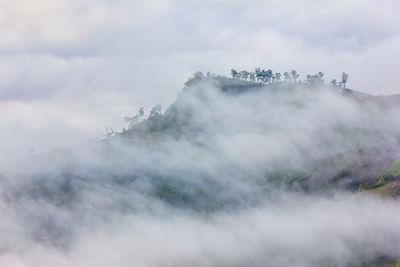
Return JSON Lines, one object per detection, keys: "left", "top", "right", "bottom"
{"left": 1, "top": 73, "right": 400, "bottom": 266}
{"left": 117, "top": 74, "right": 400, "bottom": 198}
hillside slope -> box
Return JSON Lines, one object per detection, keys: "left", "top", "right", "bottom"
{"left": 1, "top": 74, "right": 400, "bottom": 266}
{"left": 118, "top": 75, "right": 400, "bottom": 197}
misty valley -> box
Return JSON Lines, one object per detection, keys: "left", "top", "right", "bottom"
{"left": 1, "top": 72, "right": 400, "bottom": 266}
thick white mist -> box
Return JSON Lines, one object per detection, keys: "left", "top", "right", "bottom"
{"left": 0, "top": 81, "right": 399, "bottom": 266}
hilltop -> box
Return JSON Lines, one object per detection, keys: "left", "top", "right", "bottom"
{"left": 1, "top": 71, "right": 400, "bottom": 266}
{"left": 117, "top": 72, "right": 400, "bottom": 198}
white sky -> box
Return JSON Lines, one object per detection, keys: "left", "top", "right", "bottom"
{"left": 0, "top": 0, "right": 399, "bottom": 152}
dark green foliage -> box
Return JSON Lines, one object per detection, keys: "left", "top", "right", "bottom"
{"left": 306, "top": 72, "right": 324, "bottom": 86}
{"left": 230, "top": 68, "right": 297, "bottom": 84}
{"left": 230, "top": 68, "right": 238, "bottom": 79}
{"left": 230, "top": 68, "right": 348, "bottom": 90}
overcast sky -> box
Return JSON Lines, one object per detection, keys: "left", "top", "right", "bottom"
{"left": 1, "top": 0, "right": 400, "bottom": 152}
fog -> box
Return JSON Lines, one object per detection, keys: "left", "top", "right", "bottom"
{"left": 1, "top": 0, "right": 400, "bottom": 154}
{"left": 1, "top": 0, "right": 400, "bottom": 265}
{"left": 0, "top": 79, "right": 399, "bottom": 266}
{"left": 2, "top": 195, "right": 400, "bottom": 267}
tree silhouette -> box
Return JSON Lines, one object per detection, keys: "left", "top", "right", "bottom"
{"left": 275, "top": 72, "right": 281, "bottom": 83}
{"left": 231, "top": 69, "right": 238, "bottom": 79}
{"left": 283, "top": 72, "right": 290, "bottom": 83}
{"left": 249, "top": 72, "right": 256, "bottom": 82}
{"left": 139, "top": 107, "right": 144, "bottom": 120}
{"left": 342, "top": 72, "right": 349, "bottom": 89}
{"left": 125, "top": 107, "right": 145, "bottom": 128}
{"left": 266, "top": 69, "right": 273, "bottom": 83}
{"left": 228, "top": 67, "right": 347, "bottom": 89}
{"left": 240, "top": 70, "right": 249, "bottom": 80}
{"left": 255, "top": 68, "right": 262, "bottom": 83}
{"left": 149, "top": 104, "right": 162, "bottom": 118}
{"left": 306, "top": 73, "right": 324, "bottom": 86}
{"left": 290, "top": 70, "right": 300, "bottom": 83}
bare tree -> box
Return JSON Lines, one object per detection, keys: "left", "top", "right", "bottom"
{"left": 341, "top": 72, "right": 349, "bottom": 89}
{"left": 139, "top": 107, "right": 144, "bottom": 120}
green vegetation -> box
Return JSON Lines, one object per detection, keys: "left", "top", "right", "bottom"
{"left": 120, "top": 69, "right": 353, "bottom": 140}
{"left": 383, "top": 159, "right": 400, "bottom": 178}
{"left": 157, "top": 184, "right": 176, "bottom": 200}
{"left": 366, "top": 181, "right": 400, "bottom": 198}
{"left": 289, "top": 172, "right": 314, "bottom": 184}
{"left": 386, "top": 262, "right": 400, "bottom": 267}
{"left": 229, "top": 68, "right": 348, "bottom": 88}
{"left": 115, "top": 70, "right": 400, "bottom": 204}
{"left": 357, "top": 159, "right": 400, "bottom": 196}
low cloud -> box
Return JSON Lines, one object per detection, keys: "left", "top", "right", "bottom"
{"left": 0, "top": 80, "right": 399, "bottom": 266}
{"left": 0, "top": 1, "right": 400, "bottom": 266}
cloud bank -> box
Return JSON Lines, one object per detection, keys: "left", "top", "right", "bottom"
{"left": 1, "top": 1, "right": 400, "bottom": 266}
{"left": 1, "top": 0, "right": 400, "bottom": 154}
{"left": 0, "top": 79, "right": 399, "bottom": 266}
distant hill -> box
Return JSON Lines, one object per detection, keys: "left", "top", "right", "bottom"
{"left": 117, "top": 74, "right": 400, "bottom": 197}
{"left": 2, "top": 72, "right": 400, "bottom": 266}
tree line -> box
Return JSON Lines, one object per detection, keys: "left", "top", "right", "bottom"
{"left": 123, "top": 104, "right": 162, "bottom": 130}
{"left": 118, "top": 69, "right": 350, "bottom": 135}
{"left": 230, "top": 68, "right": 349, "bottom": 88}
